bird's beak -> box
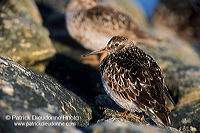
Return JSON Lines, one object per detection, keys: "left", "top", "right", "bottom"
{"left": 83, "top": 47, "right": 107, "bottom": 57}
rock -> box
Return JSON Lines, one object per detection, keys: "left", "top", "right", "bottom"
{"left": 168, "top": 66, "right": 200, "bottom": 132}
{"left": 1, "top": 109, "right": 83, "bottom": 133}
{"left": 35, "top": 0, "right": 67, "bottom": 13}
{"left": 83, "top": 121, "right": 180, "bottom": 133}
{"left": 35, "top": 0, "right": 83, "bottom": 52}
{"left": 0, "top": 56, "right": 92, "bottom": 132}
{"left": 45, "top": 53, "right": 103, "bottom": 120}
{"left": 0, "top": 0, "right": 56, "bottom": 66}
{"left": 153, "top": 0, "right": 200, "bottom": 43}
{"left": 51, "top": 40, "right": 87, "bottom": 63}
{"left": 170, "top": 102, "right": 200, "bottom": 132}
{"left": 45, "top": 53, "right": 102, "bottom": 95}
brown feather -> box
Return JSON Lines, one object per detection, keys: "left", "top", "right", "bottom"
{"left": 97, "top": 36, "right": 174, "bottom": 126}
{"left": 154, "top": 112, "right": 170, "bottom": 126}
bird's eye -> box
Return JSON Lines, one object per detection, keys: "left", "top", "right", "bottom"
{"left": 115, "top": 43, "right": 119, "bottom": 47}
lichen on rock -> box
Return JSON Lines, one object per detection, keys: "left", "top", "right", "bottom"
{"left": 0, "top": 0, "right": 56, "bottom": 66}
{"left": 0, "top": 56, "right": 92, "bottom": 132}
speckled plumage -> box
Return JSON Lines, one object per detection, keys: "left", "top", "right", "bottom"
{"left": 84, "top": 36, "right": 175, "bottom": 126}
{"left": 66, "top": 0, "right": 160, "bottom": 51}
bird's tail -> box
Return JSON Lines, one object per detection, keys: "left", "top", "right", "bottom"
{"left": 154, "top": 111, "right": 171, "bottom": 126}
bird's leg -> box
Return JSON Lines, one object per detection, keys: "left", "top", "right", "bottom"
{"left": 107, "top": 110, "right": 140, "bottom": 120}
{"left": 126, "top": 112, "right": 146, "bottom": 121}
{"left": 107, "top": 111, "right": 145, "bottom": 121}
{"left": 140, "top": 112, "right": 145, "bottom": 121}
{"left": 107, "top": 110, "right": 128, "bottom": 117}
{"left": 125, "top": 112, "right": 141, "bottom": 120}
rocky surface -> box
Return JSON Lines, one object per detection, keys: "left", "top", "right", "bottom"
{"left": 153, "top": 0, "right": 200, "bottom": 44}
{"left": 0, "top": 56, "right": 92, "bottom": 132}
{"left": 0, "top": 0, "right": 56, "bottom": 66}
{"left": 83, "top": 121, "right": 180, "bottom": 133}
{"left": 0, "top": 0, "right": 200, "bottom": 132}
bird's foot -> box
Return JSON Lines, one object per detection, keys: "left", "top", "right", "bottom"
{"left": 125, "top": 112, "right": 142, "bottom": 120}
{"left": 140, "top": 113, "right": 145, "bottom": 121}
{"left": 107, "top": 110, "right": 144, "bottom": 121}
{"left": 107, "top": 110, "right": 128, "bottom": 118}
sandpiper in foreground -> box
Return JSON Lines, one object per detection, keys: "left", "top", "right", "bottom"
{"left": 84, "top": 36, "right": 175, "bottom": 126}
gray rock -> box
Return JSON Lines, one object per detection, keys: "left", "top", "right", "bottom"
{"left": 0, "top": 56, "right": 92, "bottom": 132}
{"left": 0, "top": 0, "right": 56, "bottom": 66}
{"left": 35, "top": 0, "right": 67, "bottom": 13}
{"left": 1, "top": 109, "right": 83, "bottom": 133}
{"left": 168, "top": 66, "right": 200, "bottom": 132}
{"left": 83, "top": 121, "right": 180, "bottom": 133}
{"left": 170, "top": 102, "right": 200, "bottom": 133}
{"left": 153, "top": 0, "right": 200, "bottom": 43}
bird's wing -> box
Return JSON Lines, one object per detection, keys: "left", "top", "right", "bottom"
{"left": 145, "top": 55, "right": 175, "bottom": 106}
{"left": 101, "top": 55, "right": 171, "bottom": 126}
{"left": 85, "top": 5, "right": 160, "bottom": 45}
{"left": 86, "top": 5, "right": 134, "bottom": 31}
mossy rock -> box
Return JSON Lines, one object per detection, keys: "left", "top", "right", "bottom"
{"left": 0, "top": 56, "right": 92, "bottom": 132}
{"left": 0, "top": 0, "right": 56, "bottom": 66}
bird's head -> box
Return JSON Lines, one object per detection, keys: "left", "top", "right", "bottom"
{"left": 83, "top": 36, "right": 135, "bottom": 56}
